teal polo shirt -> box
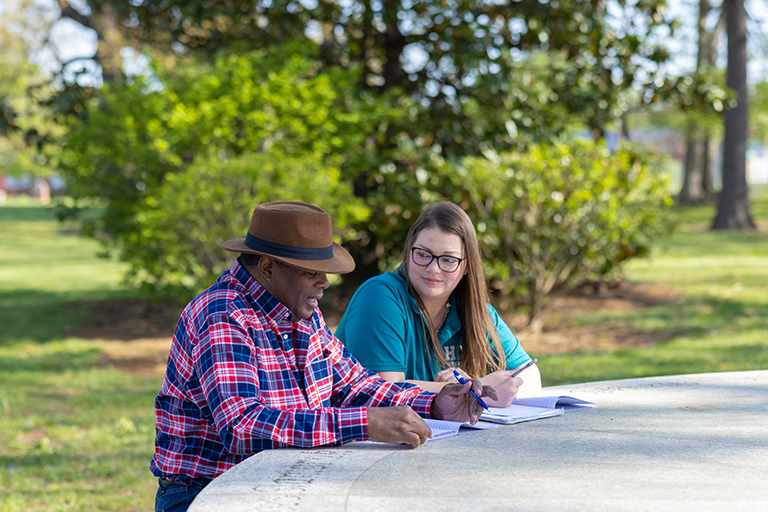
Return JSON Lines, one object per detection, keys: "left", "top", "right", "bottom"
{"left": 335, "top": 270, "right": 531, "bottom": 381}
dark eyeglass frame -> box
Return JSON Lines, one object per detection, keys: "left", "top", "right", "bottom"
{"left": 410, "top": 247, "right": 466, "bottom": 273}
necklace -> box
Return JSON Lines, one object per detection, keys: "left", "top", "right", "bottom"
{"left": 435, "top": 302, "right": 451, "bottom": 334}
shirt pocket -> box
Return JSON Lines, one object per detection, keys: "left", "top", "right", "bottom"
{"left": 303, "top": 356, "right": 334, "bottom": 408}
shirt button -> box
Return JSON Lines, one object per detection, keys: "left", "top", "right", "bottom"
{"left": 283, "top": 334, "right": 289, "bottom": 340}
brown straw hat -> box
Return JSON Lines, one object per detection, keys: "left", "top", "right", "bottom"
{"left": 223, "top": 202, "right": 355, "bottom": 274}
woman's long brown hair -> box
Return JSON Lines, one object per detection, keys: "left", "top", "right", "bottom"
{"left": 401, "top": 201, "right": 506, "bottom": 378}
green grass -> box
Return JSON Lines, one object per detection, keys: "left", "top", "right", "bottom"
{"left": 541, "top": 186, "right": 768, "bottom": 385}
{"left": 2, "top": 190, "right": 768, "bottom": 510}
{"left": 0, "top": 198, "right": 157, "bottom": 512}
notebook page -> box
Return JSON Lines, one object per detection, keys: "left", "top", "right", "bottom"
{"left": 515, "top": 396, "right": 596, "bottom": 410}
{"left": 481, "top": 404, "right": 564, "bottom": 424}
{"left": 424, "top": 419, "right": 460, "bottom": 440}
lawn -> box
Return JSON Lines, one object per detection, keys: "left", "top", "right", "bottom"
{"left": 1, "top": 191, "right": 767, "bottom": 511}
{"left": 541, "top": 187, "right": 768, "bottom": 384}
{"left": 0, "top": 198, "right": 158, "bottom": 512}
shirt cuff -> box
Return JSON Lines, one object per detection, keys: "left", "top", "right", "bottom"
{"left": 410, "top": 392, "right": 437, "bottom": 418}
{"left": 337, "top": 407, "right": 369, "bottom": 444}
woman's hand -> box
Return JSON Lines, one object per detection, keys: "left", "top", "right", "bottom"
{"left": 479, "top": 370, "right": 523, "bottom": 408}
{"left": 434, "top": 367, "right": 470, "bottom": 383}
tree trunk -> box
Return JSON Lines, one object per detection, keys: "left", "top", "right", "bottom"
{"left": 701, "top": 2, "right": 724, "bottom": 201}
{"left": 712, "top": 0, "right": 755, "bottom": 230}
{"left": 702, "top": 138, "right": 717, "bottom": 198}
{"left": 678, "top": 0, "right": 722, "bottom": 204}
{"left": 677, "top": 134, "right": 705, "bottom": 204}
{"left": 57, "top": 1, "right": 126, "bottom": 85}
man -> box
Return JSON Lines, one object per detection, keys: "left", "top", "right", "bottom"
{"left": 151, "top": 201, "right": 496, "bottom": 512}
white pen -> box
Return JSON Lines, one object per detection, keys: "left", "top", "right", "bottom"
{"left": 510, "top": 358, "right": 537, "bottom": 377}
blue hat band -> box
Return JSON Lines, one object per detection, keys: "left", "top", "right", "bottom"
{"left": 244, "top": 233, "right": 334, "bottom": 260}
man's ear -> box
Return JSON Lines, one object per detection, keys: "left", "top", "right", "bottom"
{"left": 258, "top": 256, "right": 275, "bottom": 281}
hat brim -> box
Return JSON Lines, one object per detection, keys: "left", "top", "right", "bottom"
{"left": 222, "top": 238, "right": 355, "bottom": 274}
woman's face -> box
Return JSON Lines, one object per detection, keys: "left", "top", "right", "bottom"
{"left": 407, "top": 227, "right": 467, "bottom": 306}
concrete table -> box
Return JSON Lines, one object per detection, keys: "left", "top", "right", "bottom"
{"left": 190, "top": 370, "right": 768, "bottom": 512}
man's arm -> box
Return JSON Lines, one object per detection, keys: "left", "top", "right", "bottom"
{"left": 322, "top": 324, "right": 497, "bottom": 439}
{"left": 319, "top": 322, "right": 436, "bottom": 415}
{"left": 194, "top": 315, "right": 376, "bottom": 452}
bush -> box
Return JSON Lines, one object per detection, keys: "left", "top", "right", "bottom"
{"left": 56, "top": 44, "right": 392, "bottom": 301}
{"left": 451, "top": 139, "right": 673, "bottom": 324}
{"left": 125, "top": 152, "right": 369, "bottom": 302}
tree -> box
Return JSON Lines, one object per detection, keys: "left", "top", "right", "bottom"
{"left": 86, "top": 0, "right": 676, "bottom": 150}
{"left": 54, "top": 0, "right": 132, "bottom": 85}
{"left": 0, "top": 0, "right": 62, "bottom": 200}
{"left": 677, "top": 0, "right": 725, "bottom": 205}
{"left": 76, "top": 0, "right": 679, "bottom": 284}
{"left": 712, "top": 0, "right": 756, "bottom": 230}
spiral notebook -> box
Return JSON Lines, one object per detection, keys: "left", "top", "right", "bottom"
{"left": 480, "top": 395, "right": 596, "bottom": 425}
{"left": 424, "top": 417, "right": 499, "bottom": 440}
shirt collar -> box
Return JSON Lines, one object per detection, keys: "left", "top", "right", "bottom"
{"left": 229, "top": 258, "right": 292, "bottom": 323}
{"left": 437, "top": 293, "right": 460, "bottom": 343}
{"left": 396, "top": 267, "right": 459, "bottom": 342}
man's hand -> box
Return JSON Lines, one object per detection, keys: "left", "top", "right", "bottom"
{"left": 367, "top": 405, "right": 432, "bottom": 448}
{"left": 480, "top": 371, "right": 523, "bottom": 408}
{"left": 431, "top": 379, "right": 499, "bottom": 424}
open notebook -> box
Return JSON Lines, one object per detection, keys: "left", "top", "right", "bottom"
{"left": 480, "top": 395, "right": 596, "bottom": 425}
{"left": 424, "top": 418, "right": 499, "bottom": 441}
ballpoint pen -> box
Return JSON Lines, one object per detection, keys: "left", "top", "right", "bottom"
{"left": 510, "top": 358, "right": 538, "bottom": 378}
{"left": 452, "top": 369, "right": 489, "bottom": 410}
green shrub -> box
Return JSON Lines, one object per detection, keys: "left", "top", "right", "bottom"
{"left": 56, "top": 44, "right": 397, "bottom": 301}
{"left": 56, "top": 44, "right": 392, "bottom": 283}
{"left": 453, "top": 139, "right": 673, "bottom": 323}
{"left": 125, "top": 152, "right": 369, "bottom": 302}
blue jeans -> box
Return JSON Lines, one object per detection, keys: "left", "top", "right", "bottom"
{"left": 155, "top": 478, "right": 207, "bottom": 512}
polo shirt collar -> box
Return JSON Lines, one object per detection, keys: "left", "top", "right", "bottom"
{"left": 397, "top": 268, "right": 459, "bottom": 345}
{"left": 437, "top": 293, "right": 460, "bottom": 343}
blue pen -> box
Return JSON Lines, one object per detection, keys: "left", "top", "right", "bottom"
{"left": 452, "top": 369, "right": 489, "bottom": 410}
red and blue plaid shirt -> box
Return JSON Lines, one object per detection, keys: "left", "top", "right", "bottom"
{"left": 150, "top": 259, "right": 435, "bottom": 484}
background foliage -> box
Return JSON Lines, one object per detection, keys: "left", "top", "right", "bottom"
{"left": 130, "top": 151, "right": 368, "bottom": 302}
{"left": 2, "top": 0, "right": 737, "bottom": 318}
{"left": 54, "top": 36, "right": 678, "bottom": 316}
{"left": 43, "top": 0, "right": 696, "bottom": 305}
{"left": 453, "top": 140, "right": 673, "bottom": 322}
{"left": 57, "top": 45, "right": 388, "bottom": 299}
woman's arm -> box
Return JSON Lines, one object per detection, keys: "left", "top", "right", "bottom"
{"left": 514, "top": 363, "right": 542, "bottom": 399}
{"left": 377, "top": 371, "right": 448, "bottom": 393}
{"left": 487, "top": 305, "right": 543, "bottom": 399}
{"left": 380, "top": 365, "right": 539, "bottom": 407}
{"left": 336, "top": 278, "right": 412, "bottom": 377}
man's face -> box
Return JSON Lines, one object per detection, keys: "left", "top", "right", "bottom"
{"left": 268, "top": 261, "right": 329, "bottom": 320}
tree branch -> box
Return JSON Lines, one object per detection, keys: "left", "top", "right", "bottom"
{"left": 57, "top": 1, "right": 94, "bottom": 30}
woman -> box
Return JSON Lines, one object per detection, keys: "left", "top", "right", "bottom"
{"left": 336, "top": 201, "right": 541, "bottom": 406}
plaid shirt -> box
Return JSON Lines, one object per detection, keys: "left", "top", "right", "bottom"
{"left": 150, "top": 259, "right": 435, "bottom": 484}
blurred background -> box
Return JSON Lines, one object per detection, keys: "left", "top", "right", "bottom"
{"left": 1, "top": 0, "right": 767, "bottom": 510}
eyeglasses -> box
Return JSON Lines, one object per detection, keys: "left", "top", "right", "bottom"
{"left": 410, "top": 247, "right": 465, "bottom": 273}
